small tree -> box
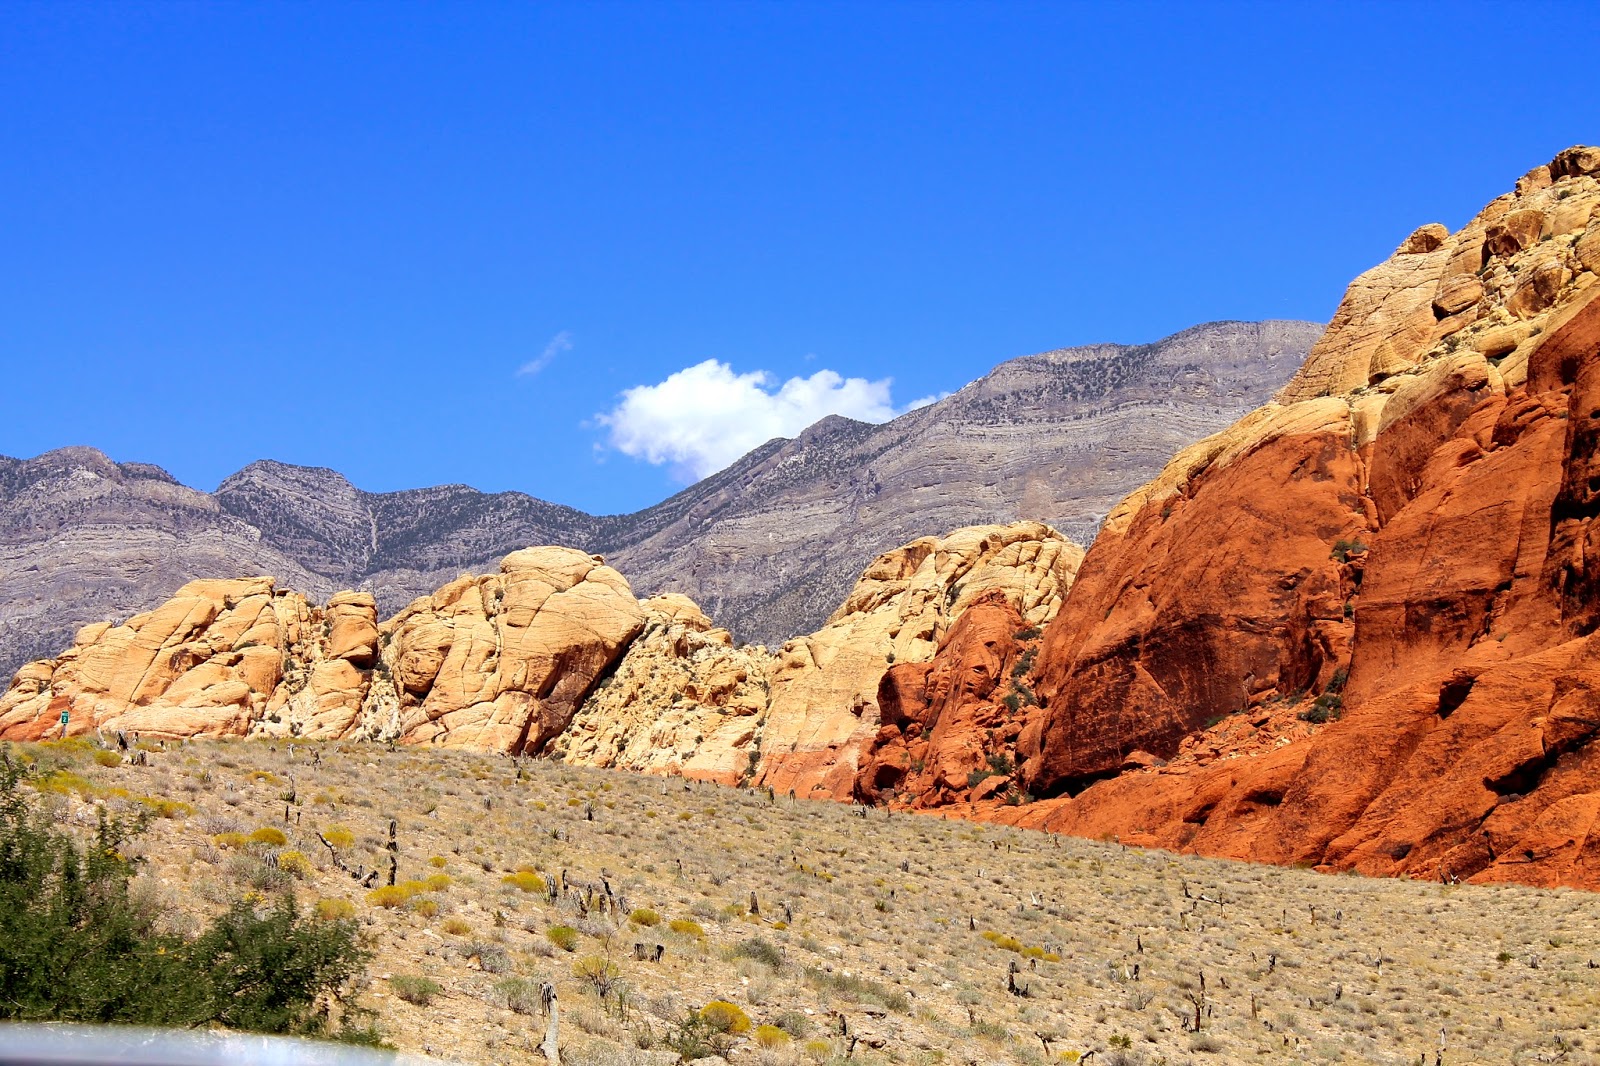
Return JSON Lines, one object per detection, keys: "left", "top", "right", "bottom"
{"left": 0, "top": 754, "right": 370, "bottom": 1037}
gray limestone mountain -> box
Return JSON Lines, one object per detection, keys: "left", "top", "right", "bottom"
{"left": 0, "top": 318, "right": 1320, "bottom": 679}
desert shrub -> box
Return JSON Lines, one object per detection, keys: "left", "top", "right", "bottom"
{"left": 1330, "top": 538, "right": 1367, "bottom": 563}
{"left": 409, "top": 898, "right": 439, "bottom": 918}
{"left": 423, "top": 873, "right": 452, "bottom": 891}
{"left": 665, "top": 1011, "right": 733, "bottom": 1059}
{"left": 442, "top": 917, "right": 471, "bottom": 936}
{"left": 428, "top": 855, "right": 448, "bottom": 868}
{"left": 699, "top": 1000, "right": 751, "bottom": 1034}
{"left": 212, "top": 832, "right": 249, "bottom": 849}
{"left": 629, "top": 907, "right": 661, "bottom": 927}
{"left": 668, "top": 918, "right": 706, "bottom": 938}
{"left": 277, "top": 850, "right": 313, "bottom": 879}
{"left": 803, "top": 967, "right": 911, "bottom": 1012}
{"left": 463, "top": 941, "right": 512, "bottom": 974}
{"left": 315, "top": 898, "right": 356, "bottom": 921}
{"left": 390, "top": 974, "right": 442, "bottom": 1006}
{"left": 237, "top": 856, "right": 291, "bottom": 892}
{"left": 546, "top": 925, "right": 580, "bottom": 952}
{"left": 1299, "top": 692, "right": 1343, "bottom": 724}
{"left": 366, "top": 885, "right": 410, "bottom": 909}
{"left": 33, "top": 770, "right": 96, "bottom": 797}
{"left": 733, "top": 936, "right": 785, "bottom": 970}
{"left": 802, "top": 1038, "right": 834, "bottom": 1063}
{"left": 494, "top": 977, "right": 542, "bottom": 1015}
{"left": 0, "top": 761, "right": 369, "bottom": 1035}
{"left": 320, "top": 826, "right": 355, "bottom": 848}
{"left": 754, "top": 1023, "right": 791, "bottom": 1048}
{"left": 981, "top": 930, "right": 1024, "bottom": 952}
{"left": 92, "top": 750, "right": 122, "bottom": 767}
{"left": 502, "top": 870, "right": 546, "bottom": 893}
{"left": 138, "top": 797, "right": 192, "bottom": 819}
{"left": 248, "top": 826, "right": 288, "bottom": 847}
{"left": 573, "top": 955, "right": 622, "bottom": 999}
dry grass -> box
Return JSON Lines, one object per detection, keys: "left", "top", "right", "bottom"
{"left": 10, "top": 735, "right": 1600, "bottom": 1065}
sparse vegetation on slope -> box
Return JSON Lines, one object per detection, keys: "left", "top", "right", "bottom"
{"left": 3, "top": 735, "right": 1598, "bottom": 1065}
{"left": 0, "top": 748, "right": 370, "bottom": 1039}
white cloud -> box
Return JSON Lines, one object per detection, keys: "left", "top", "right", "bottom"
{"left": 597, "top": 359, "right": 929, "bottom": 481}
{"left": 517, "top": 330, "right": 573, "bottom": 377}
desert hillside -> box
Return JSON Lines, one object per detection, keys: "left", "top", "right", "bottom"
{"left": 6, "top": 148, "right": 1600, "bottom": 900}
{"left": 7, "top": 735, "right": 1599, "bottom": 1066}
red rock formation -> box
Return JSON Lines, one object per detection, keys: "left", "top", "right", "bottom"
{"left": 951, "top": 148, "right": 1600, "bottom": 890}
{"left": 854, "top": 591, "right": 1035, "bottom": 807}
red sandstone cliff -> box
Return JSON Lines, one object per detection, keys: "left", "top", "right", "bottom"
{"left": 861, "top": 147, "right": 1600, "bottom": 890}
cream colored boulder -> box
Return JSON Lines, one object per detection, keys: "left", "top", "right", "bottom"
{"left": 555, "top": 595, "right": 775, "bottom": 783}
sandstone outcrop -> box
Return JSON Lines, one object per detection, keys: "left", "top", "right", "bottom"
{"left": 371, "top": 548, "right": 645, "bottom": 753}
{"left": 0, "top": 577, "right": 308, "bottom": 741}
{"left": 854, "top": 590, "right": 1039, "bottom": 807}
{"left": 552, "top": 595, "right": 775, "bottom": 784}
{"left": 0, "top": 527, "right": 1083, "bottom": 782}
{"left": 755, "top": 523, "right": 1082, "bottom": 799}
{"left": 0, "top": 547, "right": 647, "bottom": 753}
{"left": 889, "top": 147, "right": 1600, "bottom": 891}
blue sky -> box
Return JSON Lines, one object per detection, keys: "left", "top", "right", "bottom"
{"left": 2, "top": 1, "right": 1595, "bottom": 515}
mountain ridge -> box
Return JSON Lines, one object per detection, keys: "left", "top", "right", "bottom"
{"left": 0, "top": 318, "right": 1319, "bottom": 680}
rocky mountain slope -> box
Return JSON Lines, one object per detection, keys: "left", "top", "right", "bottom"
{"left": 0, "top": 319, "right": 1317, "bottom": 681}
{"left": 0, "top": 524, "right": 1080, "bottom": 796}
{"left": 6, "top": 149, "right": 1600, "bottom": 895}
{"left": 853, "top": 146, "right": 1600, "bottom": 891}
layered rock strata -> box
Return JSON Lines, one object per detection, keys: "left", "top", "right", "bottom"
{"left": 0, "top": 319, "right": 1317, "bottom": 679}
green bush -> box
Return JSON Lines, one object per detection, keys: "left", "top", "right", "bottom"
{"left": 732, "top": 936, "right": 785, "bottom": 970}
{"left": 390, "top": 974, "right": 442, "bottom": 1006}
{"left": 546, "top": 924, "right": 580, "bottom": 952}
{"left": 1299, "top": 692, "right": 1343, "bottom": 724}
{"left": 0, "top": 758, "right": 370, "bottom": 1036}
{"left": 494, "top": 976, "right": 542, "bottom": 1015}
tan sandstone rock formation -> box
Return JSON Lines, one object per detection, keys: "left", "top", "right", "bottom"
{"left": 0, "top": 577, "right": 307, "bottom": 741}
{"left": 376, "top": 548, "right": 645, "bottom": 753}
{"left": 552, "top": 595, "right": 775, "bottom": 784}
{"left": 755, "top": 522, "right": 1082, "bottom": 799}
{"left": 0, "top": 526, "right": 1079, "bottom": 773}
{"left": 0, "top": 547, "right": 648, "bottom": 753}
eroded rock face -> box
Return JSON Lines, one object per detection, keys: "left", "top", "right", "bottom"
{"left": 377, "top": 548, "right": 645, "bottom": 753}
{"left": 552, "top": 595, "right": 775, "bottom": 784}
{"left": 918, "top": 146, "right": 1600, "bottom": 890}
{"left": 0, "top": 527, "right": 1082, "bottom": 782}
{"left": 0, "top": 577, "right": 307, "bottom": 741}
{"left": 755, "top": 523, "right": 1083, "bottom": 799}
{"left": 855, "top": 590, "right": 1038, "bottom": 807}
{"left": 0, "top": 547, "right": 647, "bottom": 753}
